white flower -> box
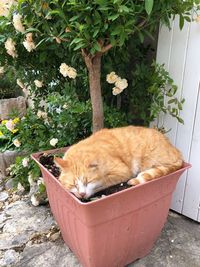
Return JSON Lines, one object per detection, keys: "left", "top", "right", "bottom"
{"left": 5, "top": 38, "right": 18, "bottom": 58}
{"left": 0, "top": 0, "right": 17, "bottom": 17}
{"left": 31, "top": 194, "right": 40, "bottom": 206}
{"left": 37, "top": 110, "right": 48, "bottom": 119}
{"left": 106, "top": 72, "right": 119, "bottom": 84}
{"left": 34, "top": 80, "right": 43, "bottom": 88}
{"left": 59, "top": 63, "right": 69, "bottom": 77}
{"left": 115, "top": 78, "right": 128, "bottom": 90}
{"left": 17, "top": 79, "right": 25, "bottom": 89}
{"left": 26, "top": 33, "right": 33, "bottom": 42}
{"left": 0, "top": 66, "right": 4, "bottom": 74}
{"left": 63, "top": 103, "right": 69, "bottom": 109}
{"left": 59, "top": 63, "right": 77, "bottom": 79}
{"left": 56, "top": 107, "right": 62, "bottom": 114}
{"left": 13, "top": 14, "right": 25, "bottom": 33}
{"left": 50, "top": 138, "right": 58, "bottom": 146}
{"left": 23, "top": 40, "right": 36, "bottom": 52}
{"left": 39, "top": 99, "right": 47, "bottom": 108}
{"left": 23, "top": 33, "right": 36, "bottom": 52}
{"left": 22, "top": 157, "right": 29, "bottom": 167}
{"left": 112, "top": 87, "right": 124, "bottom": 96}
{"left": 5, "top": 120, "right": 15, "bottom": 131}
{"left": 13, "top": 139, "right": 21, "bottom": 147}
{"left": 66, "top": 66, "right": 77, "bottom": 79}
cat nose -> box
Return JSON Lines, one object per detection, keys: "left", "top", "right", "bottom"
{"left": 79, "top": 192, "right": 86, "bottom": 198}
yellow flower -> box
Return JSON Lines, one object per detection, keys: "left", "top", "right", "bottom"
{"left": 13, "top": 117, "right": 20, "bottom": 124}
{"left": 1, "top": 120, "right": 8, "bottom": 125}
{"left": 0, "top": 131, "right": 4, "bottom": 136}
{"left": 11, "top": 129, "right": 18, "bottom": 134}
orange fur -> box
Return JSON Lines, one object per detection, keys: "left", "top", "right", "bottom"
{"left": 55, "top": 126, "right": 183, "bottom": 198}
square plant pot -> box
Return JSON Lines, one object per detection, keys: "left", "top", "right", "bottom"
{"left": 32, "top": 148, "right": 190, "bottom": 267}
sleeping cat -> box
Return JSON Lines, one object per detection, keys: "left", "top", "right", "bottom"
{"left": 55, "top": 126, "right": 183, "bottom": 199}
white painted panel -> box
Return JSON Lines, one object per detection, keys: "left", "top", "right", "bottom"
{"left": 164, "top": 17, "right": 190, "bottom": 145}
{"left": 154, "top": 22, "right": 174, "bottom": 127}
{"left": 166, "top": 18, "right": 191, "bottom": 212}
{"left": 173, "top": 20, "right": 200, "bottom": 220}
{"left": 156, "top": 22, "right": 174, "bottom": 68}
{"left": 156, "top": 16, "right": 200, "bottom": 221}
{"left": 182, "top": 84, "right": 200, "bottom": 221}
{"left": 198, "top": 205, "right": 200, "bottom": 222}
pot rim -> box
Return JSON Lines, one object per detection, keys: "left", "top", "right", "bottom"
{"left": 31, "top": 147, "right": 191, "bottom": 206}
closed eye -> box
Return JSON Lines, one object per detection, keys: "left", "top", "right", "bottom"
{"left": 88, "top": 163, "right": 98, "bottom": 169}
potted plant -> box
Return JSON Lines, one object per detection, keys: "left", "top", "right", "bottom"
{"left": 0, "top": 0, "right": 198, "bottom": 265}
{"left": 32, "top": 148, "right": 190, "bottom": 267}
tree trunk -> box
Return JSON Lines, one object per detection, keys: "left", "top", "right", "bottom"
{"left": 84, "top": 53, "right": 104, "bottom": 132}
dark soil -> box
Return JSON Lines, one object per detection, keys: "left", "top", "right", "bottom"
{"left": 39, "top": 153, "right": 61, "bottom": 178}
{"left": 39, "top": 153, "right": 132, "bottom": 202}
{"left": 81, "top": 182, "right": 132, "bottom": 203}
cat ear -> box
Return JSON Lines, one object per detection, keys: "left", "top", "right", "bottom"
{"left": 54, "top": 157, "right": 68, "bottom": 169}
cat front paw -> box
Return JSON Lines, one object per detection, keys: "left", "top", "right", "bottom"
{"left": 127, "top": 178, "right": 139, "bottom": 186}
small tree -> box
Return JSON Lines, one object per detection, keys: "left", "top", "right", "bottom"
{"left": 1, "top": 0, "right": 199, "bottom": 132}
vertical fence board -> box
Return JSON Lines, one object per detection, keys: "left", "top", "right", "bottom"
{"left": 154, "top": 22, "right": 174, "bottom": 127}
{"left": 181, "top": 83, "right": 200, "bottom": 221}
{"left": 156, "top": 17, "right": 200, "bottom": 221}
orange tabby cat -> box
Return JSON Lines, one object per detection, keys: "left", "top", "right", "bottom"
{"left": 55, "top": 126, "right": 183, "bottom": 199}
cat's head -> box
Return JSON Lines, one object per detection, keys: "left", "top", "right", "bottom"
{"left": 54, "top": 155, "right": 107, "bottom": 199}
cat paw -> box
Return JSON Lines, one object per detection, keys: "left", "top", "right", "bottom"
{"left": 127, "top": 178, "right": 139, "bottom": 186}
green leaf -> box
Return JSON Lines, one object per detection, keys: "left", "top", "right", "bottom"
{"left": 167, "top": 99, "right": 175, "bottom": 104}
{"left": 38, "top": 183, "right": 46, "bottom": 193}
{"left": 73, "top": 42, "right": 86, "bottom": 50}
{"left": 119, "top": 5, "right": 129, "bottom": 13}
{"left": 119, "top": 31, "right": 126, "bottom": 46}
{"left": 138, "top": 31, "right": 144, "bottom": 43}
{"left": 93, "top": 28, "right": 99, "bottom": 38}
{"left": 179, "top": 14, "right": 184, "bottom": 30}
{"left": 70, "top": 38, "right": 84, "bottom": 46}
{"left": 178, "top": 102, "right": 183, "bottom": 110}
{"left": 184, "top": 16, "right": 191, "bottom": 22}
{"left": 69, "top": 15, "right": 80, "bottom": 22}
{"left": 145, "top": 0, "right": 154, "bottom": 15}
{"left": 94, "top": 0, "right": 107, "bottom": 5}
{"left": 177, "top": 117, "right": 184, "bottom": 124}
{"left": 111, "top": 26, "right": 122, "bottom": 36}
{"left": 93, "top": 42, "right": 101, "bottom": 52}
{"left": 108, "top": 14, "right": 120, "bottom": 21}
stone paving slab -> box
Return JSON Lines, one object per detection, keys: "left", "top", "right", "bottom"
{"left": 0, "top": 195, "right": 200, "bottom": 267}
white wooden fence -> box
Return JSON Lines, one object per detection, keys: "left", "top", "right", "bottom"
{"left": 155, "top": 16, "right": 200, "bottom": 222}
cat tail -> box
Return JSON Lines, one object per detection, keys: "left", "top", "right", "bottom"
{"left": 128, "top": 159, "right": 183, "bottom": 186}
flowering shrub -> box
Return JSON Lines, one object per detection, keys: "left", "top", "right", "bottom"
{"left": 0, "top": 0, "right": 199, "bottom": 132}
{"left": 7, "top": 155, "right": 40, "bottom": 190}
{"left": 0, "top": 117, "right": 21, "bottom": 152}
{"left": 15, "top": 92, "right": 128, "bottom": 153}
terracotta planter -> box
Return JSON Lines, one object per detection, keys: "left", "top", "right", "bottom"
{"left": 32, "top": 148, "right": 190, "bottom": 267}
